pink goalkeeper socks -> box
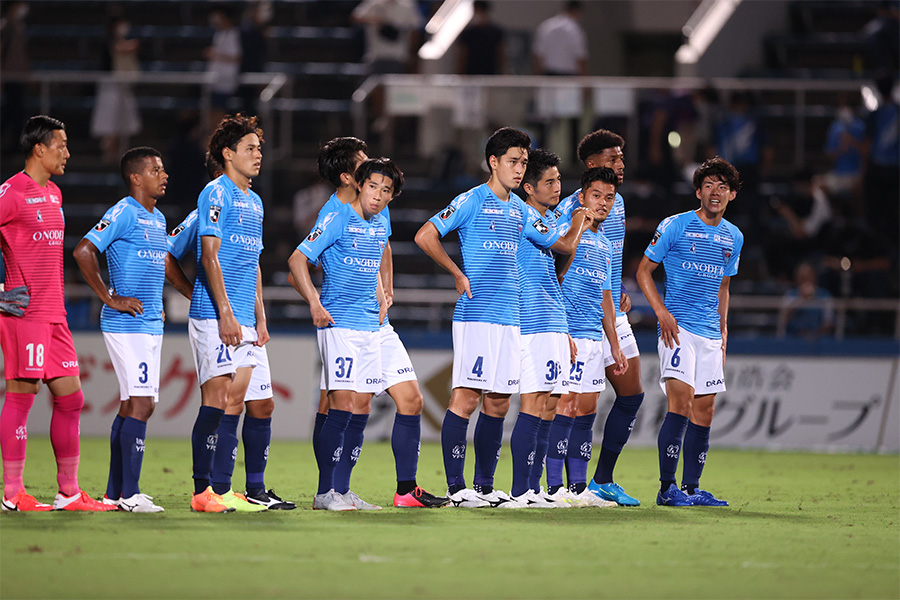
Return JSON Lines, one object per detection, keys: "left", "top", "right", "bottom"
{"left": 50, "top": 390, "right": 84, "bottom": 496}
{"left": 1, "top": 392, "right": 35, "bottom": 498}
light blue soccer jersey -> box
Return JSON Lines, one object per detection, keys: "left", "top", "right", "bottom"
{"left": 189, "top": 175, "right": 264, "bottom": 328}
{"left": 561, "top": 228, "right": 613, "bottom": 342}
{"left": 84, "top": 196, "right": 168, "bottom": 334}
{"left": 166, "top": 209, "right": 198, "bottom": 261}
{"left": 644, "top": 210, "right": 743, "bottom": 339}
{"left": 518, "top": 203, "right": 567, "bottom": 335}
{"left": 298, "top": 202, "right": 388, "bottom": 331}
{"left": 557, "top": 189, "right": 626, "bottom": 316}
{"left": 428, "top": 184, "right": 525, "bottom": 327}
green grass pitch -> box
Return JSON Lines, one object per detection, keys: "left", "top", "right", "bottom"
{"left": 1, "top": 437, "right": 897, "bottom": 599}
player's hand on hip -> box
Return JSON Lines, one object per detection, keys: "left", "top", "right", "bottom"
{"left": 107, "top": 291, "right": 143, "bottom": 316}
{"left": 455, "top": 274, "right": 472, "bottom": 299}
{"left": 658, "top": 310, "right": 680, "bottom": 349}
{"left": 620, "top": 291, "right": 631, "bottom": 313}
{"left": 255, "top": 323, "right": 270, "bottom": 347}
{"left": 310, "top": 303, "right": 335, "bottom": 328}
{"left": 218, "top": 313, "right": 242, "bottom": 346}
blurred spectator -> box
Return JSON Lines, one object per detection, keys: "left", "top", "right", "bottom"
{"left": 292, "top": 178, "right": 331, "bottom": 236}
{"left": 779, "top": 261, "right": 835, "bottom": 339}
{"left": 532, "top": 1, "right": 587, "bottom": 76}
{"left": 0, "top": 1, "right": 29, "bottom": 153}
{"left": 862, "top": 74, "right": 899, "bottom": 236}
{"left": 715, "top": 91, "right": 773, "bottom": 193}
{"left": 90, "top": 15, "right": 142, "bottom": 164}
{"left": 861, "top": 1, "right": 900, "bottom": 72}
{"left": 239, "top": 1, "right": 272, "bottom": 117}
{"left": 456, "top": 1, "right": 505, "bottom": 75}
{"left": 206, "top": 4, "right": 242, "bottom": 131}
{"left": 352, "top": 0, "right": 423, "bottom": 76}
{"left": 822, "top": 93, "right": 865, "bottom": 210}
{"left": 165, "top": 111, "right": 208, "bottom": 214}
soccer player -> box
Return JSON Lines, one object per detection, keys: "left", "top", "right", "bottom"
{"left": 289, "top": 158, "right": 397, "bottom": 511}
{"left": 415, "top": 127, "right": 530, "bottom": 509}
{"left": 512, "top": 148, "right": 597, "bottom": 507}
{"left": 72, "top": 147, "right": 170, "bottom": 513}
{"left": 165, "top": 156, "right": 296, "bottom": 511}
{"left": 306, "top": 138, "right": 447, "bottom": 509}
{"left": 0, "top": 115, "right": 116, "bottom": 511}
{"left": 186, "top": 114, "right": 268, "bottom": 513}
{"left": 552, "top": 167, "right": 627, "bottom": 507}
{"left": 636, "top": 157, "right": 744, "bottom": 507}
{"left": 555, "top": 129, "right": 644, "bottom": 506}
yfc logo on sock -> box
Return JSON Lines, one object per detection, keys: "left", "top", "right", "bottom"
{"left": 557, "top": 439, "right": 568, "bottom": 454}
{"left": 15, "top": 425, "right": 27, "bottom": 441}
{"left": 332, "top": 446, "right": 342, "bottom": 463}
{"left": 580, "top": 442, "right": 592, "bottom": 459}
{"left": 350, "top": 446, "right": 362, "bottom": 463}
{"left": 451, "top": 444, "right": 466, "bottom": 459}
{"left": 698, "top": 451, "right": 707, "bottom": 464}
{"left": 628, "top": 418, "right": 636, "bottom": 433}
{"left": 666, "top": 443, "right": 679, "bottom": 459}
{"left": 416, "top": 442, "right": 421, "bottom": 456}
{"left": 207, "top": 434, "right": 218, "bottom": 451}
{"left": 135, "top": 438, "right": 145, "bottom": 453}
{"left": 264, "top": 445, "right": 270, "bottom": 460}
{"left": 495, "top": 448, "right": 501, "bottom": 460}
{"left": 527, "top": 450, "right": 535, "bottom": 466}
{"left": 231, "top": 447, "right": 238, "bottom": 461}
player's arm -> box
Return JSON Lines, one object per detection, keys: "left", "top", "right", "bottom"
{"left": 718, "top": 275, "right": 731, "bottom": 363}
{"left": 254, "top": 266, "right": 269, "bottom": 347}
{"left": 73, "top": 238, "right": 143, "bottom": 316}
{"left": 556, "top": 248, "right": 577, "bottom": 283}
{"left": 549, "top": 208, "right": 594, "bottom": 255}
{"left": 288, "top": 249, "right": 334, "bottom": 327}
{"left": 636, "top": 255, "right": 679, "bottom": 348}
{"left": 601, "top": 289, "right": 627, "bottom": 375}
{"left": 200, "top": 235, "right": 241, "bottom": 346}
{"left": 414, "top": 221, "right": 472, "bottom": 299}
{"left": 380, "top": 240, "right": 394, "bottom": 309}
{"left": 164, "top": 253, "right": 193, "bottom": 300}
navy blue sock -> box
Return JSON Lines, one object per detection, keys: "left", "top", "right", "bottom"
{"left": 316, "top": 409, "right": 351, "bottom": 495}
{"left": 312, "top": 412, "right": 326, "bottom": 464}
{"left": 119, "top": 417, "right": 147, "bottom": 498}
{"left": 473, "top": 412, "right": 504, "bottom": 490}
{"left": 191, "top": 406, "right": 224, "bottom": 495}
{"left": 333, "top": 413, "right": 368, "bottom": 494}
{"left": 529, "top": 418, "right": 553, "bottom": 492}
{"left": 658, "top": 412, "right": 689, "bottom": 486}
{"left": 546, "top": 414, "right": 573, "bottom": 490}
{"left": 211, "top": 414, "right": 241, "bottom": 495}
{"left": 242, "top": 415, "right": 271, "bottom": 495}
{"left": 391, "top": 413, "right": 420, "bottom": 483}
{"left": 441, "top": 410, "right": 469, "bottom": 493}
{"left": 106, "top": 414, "right": 125, "bottom": 499}
{"left": 510, "top": 412, "right": 540, "bottom": 497}
{"left": 595, "top": 393, "right": 644, "bottom": 484}
{"left": 681, "top": 421, "right": 711, "bottom": 493}
{"left": 566, "top": 414, "right": 595, "bottom": 490}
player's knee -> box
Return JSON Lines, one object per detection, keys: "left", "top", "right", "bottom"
{"left": 52, "top": 390, "right": 84, "bottom": 413}
{"left": 247, "top": 398, "right": 275, "bottom": 419}
{"left": 396, "top": 392, "right": 423, "bottom": 416}
{"left": 130, "top": 399, "right": 155, "bottom": 421}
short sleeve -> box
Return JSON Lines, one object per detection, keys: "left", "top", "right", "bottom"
{"left": 84, "top": 202, "right": 134, "bottom": 254}
{"left": 167, "top": 210, "right": 198, "bottom": 260}
{"left": 197, "top": 182, "right": 228, "bottom": 239}
{"left": 298, "top": 209, "right": 343, "bottom": 263}
{"left": 382, "top": 204, "right": 392, "bottom": 238}
{"left": 725, "top": 229, "right": 743, "bottom": 277}
{"left": 428, "top": 189, "right": 480, "bottom": 237}
{"left": 0, "top": 180, "right": 19, "bottom": 226}
{"left": 644, "top": 215, "right": 678, "bottom": 263}
{"left": 601, "top": 236, "right": 613, "bottom": 291}
{"left": 523, "top": 212, "right": 561, "bottom": 249}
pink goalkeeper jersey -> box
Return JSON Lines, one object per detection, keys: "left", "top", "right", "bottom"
{"left": 0, "top": 172, "right": 67, "bottom": 322}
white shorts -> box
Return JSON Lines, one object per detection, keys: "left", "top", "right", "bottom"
{"left": 451, "top": 321, "right": 520, "bottom": 394}
{"left": 103, "top": 332, "right": 163, "bottom": 401}
{"left": 567, "top": 337, "right": 607, "bottom": 394}
{"left": 657, "top": 328, "right": 725, "bottom": 395}
{"left": 520, "top": 331, "right": 570, "bottom": 394}
{"left": 380, "top": 323, "right": 417, "bottom": 391}
{"left": 602, "top": 314, "right": 640, "bottom": 367}
{"left": 317, "top": 327, "right": 382, "bottom": 393}
{"left": 188, "top": 318, "right": 259, "bottom": 386}
{"left": 245, "top": 344, "right": 272, "bottom": 401}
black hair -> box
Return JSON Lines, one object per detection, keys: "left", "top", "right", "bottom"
{"left": 120, "top": 146, "right": 162, "bottom": 186}
{"left": 522, "top": 148, "right": 560, "bottom": 191}
{"left": 484, "top": 127, "right": 530, "bottom": 172}
{"left": 692, "top": 156, "right": 741, "bottom": 191}
{"left": 205, "top": 151, "right": 224, "bottom": 180}
{"left": 208, "top": 113, "right": 264, "bottom": 168}
{"left": 318, "top": 137, "right": 369, "bottom": 188}
{"left": 354, "top": 157, "right": 404, "bottom": 198}
{"left": 20, "top": 115, "right": 65, "bottom": 156}
{"left": 576, "top": 129, "right": 624, "bottom": 164}
{"left": 581, "top": 166, "right": 619, "bottom": 192}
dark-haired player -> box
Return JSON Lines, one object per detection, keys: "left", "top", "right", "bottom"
{"left": 0, "top": 115, "right": 116, "bottom": 511}
{"left": 73, "top": 147, "right": 169, "bottom": 512}
{"left": 555, "top": 129, "right": 643, "bottom": 506}
{"left": 415, "top": 127, "right": 530, "bottom": 508}
{"left": 289, "top": 158, "right": 399, "bottom": 510}
{"left": 636, "top": 157, "right": 743, "bottom": 507}
{"left": 186, "top": 114, "right": 267, "bottom": 513}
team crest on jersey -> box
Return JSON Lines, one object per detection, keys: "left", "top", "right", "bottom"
{"left": 650, "top": 230, "right": 661, "bottom": 246}
{"left": 36, "top": 209, "right": 43, "bottom": 222}
{"left": 168, "top": 224, "right": 184, "bottom": 237}
{"left": 533, "top": 219, "right": 549, "bottom": 235}
{"left": 440, "top": 205, "right": 456, "bottom": 219}
{"left": 307, "top": 227, "right": 322, "bottom": 242}
{"left": 723, "top": 248, "right": 732, "bottom": 261}
{"left": 209, "top": 205, "right": 221, "bottom": 223}
{"left": 94, "top": 219, "right": 110, "bottom": 232}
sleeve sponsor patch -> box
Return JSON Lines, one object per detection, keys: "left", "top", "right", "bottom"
{"left": 94, "top": 219, "right": 111, "bottom": 232}
{"left": 439, "top": 205, "right": 456, "bottom": 219}
{"left": 650, "top": 230, "right": 661, "bottom": 246}
{"left": 533, "top": 219, "right": 549, "bottom": 234}
{"left": 306, "top": 227, "right": 322, "bottom": 242}
{"left": 209, "top": 205, "right": 221, "bottom": 223}
{"left": 168, "top": 224, "right": 185, "bottom": 237}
